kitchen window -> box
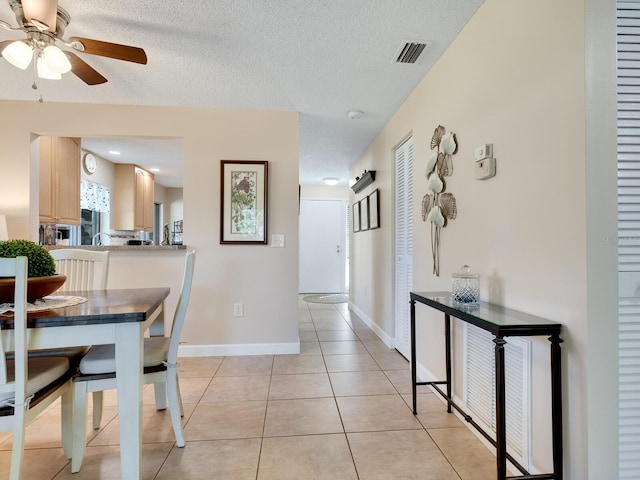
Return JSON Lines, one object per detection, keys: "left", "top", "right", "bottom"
{"left": 79, "top": 180, "right": 110, "bottom": 245}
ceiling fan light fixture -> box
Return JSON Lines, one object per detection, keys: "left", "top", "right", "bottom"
{"left": 2, "top": 40, "right": 33, "bottom": 70}
{"left": 43, "top": 45, "right": 71, "bottom": 74}
{"left": 37, "top": 53, "right": 61, "bottom": 79}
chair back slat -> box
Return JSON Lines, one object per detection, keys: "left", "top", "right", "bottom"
{"left": 0, "top": 256, "right": 28, "bottom": 403}
{"left": 50, "top": 250, "right": 110, "bottom": 293}
{"left": 167, "top": 250, "right": 195, "bottom": 364}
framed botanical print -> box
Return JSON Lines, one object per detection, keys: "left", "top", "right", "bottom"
{"left": 353, "top": 201, "right": 361, "bottom": 233}
{"left": 368, "top": 189, "right": 380, "bottom": 230}
{"left": 361, "top": 196, "right": 370, "bottom": 231}
{"left": 220, "top": 160, "right": 268, "bottom": 244}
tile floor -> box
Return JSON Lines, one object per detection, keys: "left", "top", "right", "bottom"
{"left": 0, "top": 297, "right": 497, "bottom": 479}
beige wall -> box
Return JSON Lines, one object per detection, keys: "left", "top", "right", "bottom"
{"left": 0, "top": 101, "right": 301, "bottom": 354}
{"left": 349, "top": 0, "right": 617, "bottom": 477}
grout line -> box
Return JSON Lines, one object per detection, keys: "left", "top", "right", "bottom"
{"left": 254, "top": 355, "right": 274, "bottom": 480}
{"left": 308, "top": 301, "right": 362, "bottom": 479}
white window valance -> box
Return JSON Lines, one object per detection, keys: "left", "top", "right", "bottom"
{"left": 80, "top": 180, "right": 110, "bottom": 213}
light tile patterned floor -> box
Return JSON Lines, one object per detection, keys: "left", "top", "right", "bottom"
{"left": 0, "top": 297, "right": 498, "bottom": 479}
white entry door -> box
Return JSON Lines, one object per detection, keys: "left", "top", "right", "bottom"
{"left": 299, "top": 199, "right": 345, "bottom": 293}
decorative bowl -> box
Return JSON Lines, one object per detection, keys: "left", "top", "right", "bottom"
{"left": 0, "top": 274, "right": 67, "bottom": 304}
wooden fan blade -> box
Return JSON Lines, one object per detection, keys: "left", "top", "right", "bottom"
{"left": 68, "top": 36, "right": 147, "bottom": 65}
{"left": 66, "top": 51, "right": 107, "bottom": 85}
{"left": 21, "top": 0, "right": 58, "bottom": 32}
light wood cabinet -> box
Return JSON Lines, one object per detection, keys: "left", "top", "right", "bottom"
{"left": 39, "top": 136, "right": 81, "bottom": 225}
{"left": 114, "top": 164, "right": 155, "bottom": 231}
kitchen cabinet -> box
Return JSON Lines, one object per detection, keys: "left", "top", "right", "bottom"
{"left": 114, "top": 164, "right": 155, "bottom": 231}
{"left": 39, "top": 136, "right": 81, "bottom": 225}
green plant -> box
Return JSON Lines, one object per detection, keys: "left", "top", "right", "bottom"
{"left": 0, "top": 240, "right": 56, "bottom": 277}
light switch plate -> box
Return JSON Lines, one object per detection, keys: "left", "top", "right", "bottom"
{"left": 272, "top": 234, "right": 285, "bottom": 247}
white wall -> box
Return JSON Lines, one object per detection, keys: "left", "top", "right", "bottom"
{"left": 165, "top": 187, "right": 184, "bottom": 232}
{"left": 349, "top": 0, "right": 617, "bottom": 477}
{"left": 300, "top": 184, "right": 349, "bottom": 201}
{"left": 80, "top": 149, "right": 115, "bottom": 188}
{"left": 0, "top": 101, "right": 300, "bottom": 355}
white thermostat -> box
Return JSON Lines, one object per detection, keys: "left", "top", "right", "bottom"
{"left": 475, "top": 157, "right": 496, "bottom": 180}
{"left": 474, "top": 144, "right": 493, "bottom": 162}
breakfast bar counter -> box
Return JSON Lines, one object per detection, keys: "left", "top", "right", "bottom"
{"left": 45, "top": 244, "right": 187, "bottom": 252}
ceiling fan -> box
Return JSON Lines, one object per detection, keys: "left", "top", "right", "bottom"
{"left": 0, "top": 0, "right": 147, "bottom": 85}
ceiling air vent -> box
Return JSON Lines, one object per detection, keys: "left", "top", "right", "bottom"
{"left": 395, "top": 42, "right": 427, "bottom": 64}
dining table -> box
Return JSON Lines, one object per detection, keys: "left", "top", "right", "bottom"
{"left": 0, "top": 287, "right": 170, "bottom": 479}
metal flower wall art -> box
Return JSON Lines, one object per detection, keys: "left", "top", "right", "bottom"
{"left": 422, "top": 125, "right": 458, "bottom": 276}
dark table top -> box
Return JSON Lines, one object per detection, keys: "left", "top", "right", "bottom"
{"left": 0, "top": 288, "right": 170, "bottom": 329}
{"left": 411, "top": 291, "right": 562, "bottom": 337}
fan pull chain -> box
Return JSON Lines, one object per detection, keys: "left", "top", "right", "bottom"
{"left": 30, "top": 57, "right": 43, "bottom": 102}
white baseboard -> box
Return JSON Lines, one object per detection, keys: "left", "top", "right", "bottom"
{"left": 348, "top": 301, "right": 394, "bottom": 348}
{"left": 178, "top": 342, "right": 300, "bottom": 357}
{"left": 414, "top": 361, "right": 440, "bottom": 384}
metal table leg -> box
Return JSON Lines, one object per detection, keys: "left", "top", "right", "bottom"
{"left": 445, "top": 313, "right": 452, "bottom": 413}
{"left": 494, "top": 336, "right": 507, "bottom": 480}
{"left": 411, "top": 299, "right": 417, "bottom": 415}
{"left": 550, "top": 334, "right": 564, "bottom": 480}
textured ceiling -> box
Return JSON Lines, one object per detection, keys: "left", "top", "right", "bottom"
{"left": 0, "top": 0, "right": 484, "bottom": 187}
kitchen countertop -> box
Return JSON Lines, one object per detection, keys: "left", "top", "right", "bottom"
{"left": 44, "top": 245, "right": 187, "bottom": 252}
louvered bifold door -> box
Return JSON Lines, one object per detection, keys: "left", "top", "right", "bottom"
{"left": 618, "top": 3, "right": 640, "bottom": 477}
{"left": 394, "top": 138, "right": 414, "bottom": 359}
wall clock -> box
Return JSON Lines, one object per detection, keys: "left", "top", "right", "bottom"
{"left": 83, "top": 153, "right": 97, "bottom": 174}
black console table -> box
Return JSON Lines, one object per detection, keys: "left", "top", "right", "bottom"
{"left": 410, "top": 291, "right": 563, "bottom": 480}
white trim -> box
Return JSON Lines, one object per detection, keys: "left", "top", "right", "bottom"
{"left": 178, "top": 342, "right": 300, "bottom": 357}
{"left": 348, "top": 301, "right": 394, "bottom": 348}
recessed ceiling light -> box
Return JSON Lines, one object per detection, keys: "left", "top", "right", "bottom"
{"left": 150, "top": 168, "right": 160, "bottom": 172}
{"left": 108, "top": 150, "right": 121, "bottom": 155}
{"left": 323, "top": 177, "right": 339, "bottom": 186}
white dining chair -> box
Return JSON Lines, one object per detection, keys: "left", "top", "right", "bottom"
{"left": 70, "top": 249, "right": 196, "bottom": 473}
{"left": 0, "top": 256, "right": 74, "bottom": 480}
{"left": 49, "top": 248, "right": 111, "bottom": 428}
{"left": 50, "top": 249, "right": 110, "bottom": 293}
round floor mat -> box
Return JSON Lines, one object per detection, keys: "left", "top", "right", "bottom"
{"left": 302, "top": 294, "right": 349, "bottom": 304}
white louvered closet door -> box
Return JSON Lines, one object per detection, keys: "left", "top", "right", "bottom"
{"left": 618, "top": 3, "right": 640, "bottom": 477}
{"left": 394, "top": 138, "right": 414, "bottom": 359}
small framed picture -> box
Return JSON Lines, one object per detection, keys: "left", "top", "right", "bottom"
{"left": 353, "top": 201, "right": 361, "bottom": 233}
{"left": 368, "top": 189, "right": 380, "bottom": 230}
{"left": 361, "top": 196, "right": 370, "bottom": 231}
{"left": 220, "top": 160, "right": 268, "bottom": 244}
